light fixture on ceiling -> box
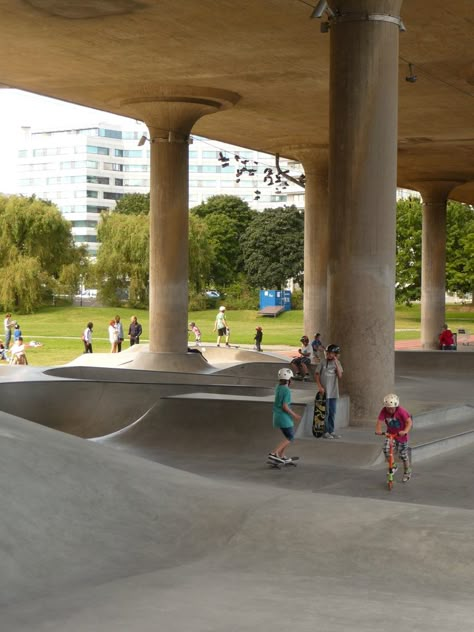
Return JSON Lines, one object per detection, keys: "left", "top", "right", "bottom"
{"left": 310, "top": 0, "right": 334, "bottom": 19}
{"left": 137, "top": 134, "right": 148, "bottom": 146}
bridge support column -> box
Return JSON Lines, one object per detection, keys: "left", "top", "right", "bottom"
{"left": 327, "top": 0, "right": 403, "bottom": 424}
{"left": 119, "top": 88, "right": 239, "bottom": 362}
{"left": 415, "top": 181, "right": 461, "bottom": 349}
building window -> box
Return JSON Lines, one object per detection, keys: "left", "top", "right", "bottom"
{"left": 103, "top": 192, "right": 124, "bottom": 200}
{"left": 115, "top": 178, "right": 124, "bottom": 186}
{"left": 114, "top": 149, "right": 143, "bottom": 158}
{"left": 99, "top": 128, "right": 122, "bottom": 139}
{"left": 72, "top": 220, "right": 98, "bottom": 228}
{"left": 18, "top": 149, "right": 28, "bottom": 158}
{"left": 87, "top": 205, "right": 109, "bottom": 213}
{"left": 87, "top": 176, "right": 110, "bottom": 185}
{"left": 87, "top": 145, "right": 109, "bottom": 156}
{"left": 202, "top": 151, "right": 218, "bottom": 158}
{"left": 103, "top": 162, "right": 124, "bottom": 171}
{"left": 87, "top": 190, "right": 99, "bottom": 198}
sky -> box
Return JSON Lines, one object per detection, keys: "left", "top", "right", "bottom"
{"left": 0, "top": 89, "right": 139, "bottom": 194}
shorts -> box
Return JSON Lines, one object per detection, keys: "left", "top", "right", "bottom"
{"left": 292, "top": 357, "right": 311, "bottom": 367}
{"left": 217, "top": 327, "right": 226, "bottom": 336}
{"left": 280, "top": 426, "right": 295, "bottom": 441}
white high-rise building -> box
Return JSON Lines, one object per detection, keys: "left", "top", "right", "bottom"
{"left": 17, "top": 122, "right": 304, "bottom": 255}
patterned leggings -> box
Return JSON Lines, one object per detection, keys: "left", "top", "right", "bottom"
{"left": 384, "top": 438, "right": 409, "bottom": 463}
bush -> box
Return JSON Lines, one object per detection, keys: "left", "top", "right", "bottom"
{"left": 221, "top": 279, "right": 259, "bottom": 310}
{"left": 291, "top": 289, "right": 303, "bottom": 310}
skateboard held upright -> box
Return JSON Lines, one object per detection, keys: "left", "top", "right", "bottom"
{"left": 312, "top": 391, "right": 326, "bottom": 437}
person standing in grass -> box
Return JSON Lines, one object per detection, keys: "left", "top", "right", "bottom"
{"left": 115, "top": 315, "right": 124, "bottom": 352}
{"left": 83, "top": 322, "right": 93, "bottom": 353}
{"left": 129, "top": 315, "right": 142, "bottom": 346}
{"left": 4, "top": 313, "right": 14, "bottom": 349}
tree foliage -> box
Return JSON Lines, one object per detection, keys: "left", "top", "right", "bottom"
{"left": 188, "top": 214, "right": 214, "bottom": 293}
{"left": 241, "top": 205, "right": 304, "bottom": 289}
{"left": 395, "top": 198, "right": 422, "bottom": 305}
{"left": 191, "top": 195, "right": 257, "bottom": 287}
{"left": 395, "top": 198, "right": 474, "bottom": 305}
{"left": 114, "top": 192, "right": 150, "bottom": 215}
{"left": 96, "top": 212, "right": 150, "bottom": 307}
{"left": 0, "top": 195, "right": 87, "bottom": 312}
{"left": 446, "top": 201, "right": 474, "bottom": 300}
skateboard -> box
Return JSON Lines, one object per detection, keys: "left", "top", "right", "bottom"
{"left": 312, "top": 391, "right": 326, "bottom": 437}
{"left": 266, "top": 456, "right": 300, "bottom": 469}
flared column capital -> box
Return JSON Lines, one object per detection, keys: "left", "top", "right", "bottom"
{"left": 116, "top": 86, "right": 240, "bottom": 135}
{"left": 410, "top": 180, "right": 465, "bottom": 204}
{"left": 282, "top": 144, "right": 328, "bottom": 178}
{"left": 328, "top": 1, "right": 403, "bottom": 17}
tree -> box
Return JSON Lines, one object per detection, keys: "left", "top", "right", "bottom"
{"left": 446, "top": 201, "right": 474, "bottom": 301}
{"left": 0, "top": 194, "right": 86, "bottom": 312}
{"left": 191, "top": 195, "right": 257, "bottom": 287}
{"left": 395, "top": 198, "right": 422, "bottom": 304}
{"left": 188, "top": 214, "right": 214, "bottom": 293}
{"left": 395, "top": 198, "right": 474, "bottom": 305}
{"left": 114, "top": 193, "right": 150, "bottom": 215}
{"left": 241, "top": 205, "right": 304, "bottom": 289}
{"left": 96, "top": 212, "right": 150, "bottom": 307}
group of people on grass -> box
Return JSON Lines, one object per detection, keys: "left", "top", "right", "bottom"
{"left": 2, "top": 313, "right": 29, "bottom": 364}
{"left": 188, "top": 306, "right": 263, "bottom": 351}
{"left": 82, "top": 315, "right": 142, "bottom": 354}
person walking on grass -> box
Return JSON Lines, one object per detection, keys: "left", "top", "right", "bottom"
{"left": 214, "top": 306, "right": 229, "bottom": 347}
{"left": 254, "top": 326, "right": 263, "bottom": 352}
{"left": 83, "top": 322, "right": 93, "bottom": 353}
{"left": 268, "top": 368, "right": 301, "bottom": 464}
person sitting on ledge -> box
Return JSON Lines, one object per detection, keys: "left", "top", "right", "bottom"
{"left": 439, "top": 324, "right": 456, "bottom": 350}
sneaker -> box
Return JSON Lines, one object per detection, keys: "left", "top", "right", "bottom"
{"left": 280, "top": 456, "right": 292, "bottom": 463}
{"left": 268, "top": 453, "right": 285, "bottom": 463}
{"left": 330, "top": 433, "right": 341, "bottom": 439}
{"left": 225, "top": 343, "right": 230, "bottom": 347}
{"left": 390, "top": 463, "right": 398, "bottom": 474}
{"left": 322, "top": 432, "right": 334, "bottom": 439}
{"left": 402, "top": 469, "right": 412, "bottom": 482}
{"left": 217, "top": 344, "right": 220, "bottom": 347}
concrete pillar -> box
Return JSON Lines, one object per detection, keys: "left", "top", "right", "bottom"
{"left": 291, "top": 147, "right": 329, "bottom": 340}
{"left": 414, "top": 181, "right": 460, "bottom": 349}
{"left": 119, "top": 88, "right": 239, "bottom": 363}
{"left": 327, "top": 0, "right": 402, "bottom": 424}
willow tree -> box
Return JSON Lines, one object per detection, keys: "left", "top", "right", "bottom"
{"left": 0, "top": 194, "right": 86, "bottom": 312}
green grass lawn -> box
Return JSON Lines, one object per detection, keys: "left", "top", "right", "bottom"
{"left": 5, "top": 303, "right": 473, "bottom": 366}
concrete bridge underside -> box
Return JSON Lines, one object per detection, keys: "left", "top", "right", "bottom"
{"left": 0, "top": 0, "right": 472, "bottom": 422}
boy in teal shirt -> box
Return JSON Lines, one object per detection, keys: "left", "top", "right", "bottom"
{"left": 269, "top": 368, "right": 301, "bottom": 464}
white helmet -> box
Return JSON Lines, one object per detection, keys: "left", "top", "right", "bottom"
{"left": 383, "top": 393, "right": 399, "bottom": 408}
{"left": 219, "top": 305, "right": 226, "bottom": 311}
{"left": 278, "top": 368, "right": 294, "bottom": 381}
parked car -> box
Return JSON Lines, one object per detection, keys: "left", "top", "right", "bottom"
{"left": 205, "top": 290, "right": 220, "bottom": 299}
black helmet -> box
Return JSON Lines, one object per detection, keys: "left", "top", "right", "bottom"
{"left": 326, "top": 344, "right": 340, "bottom": 354}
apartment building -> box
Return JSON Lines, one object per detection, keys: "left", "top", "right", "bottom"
{"left": 17, "top": 123, "right": 304, "bottom": 255}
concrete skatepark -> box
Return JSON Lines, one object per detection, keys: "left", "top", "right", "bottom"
{"left": 0, "top": 0, "right": 473, "bottom": 629}
{"left": 1, "top": 345, "right": 474, "bottom": 630}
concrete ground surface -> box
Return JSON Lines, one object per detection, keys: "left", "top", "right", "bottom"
{"left": 1, "top": 347, "right": 474, "bottom": 630}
